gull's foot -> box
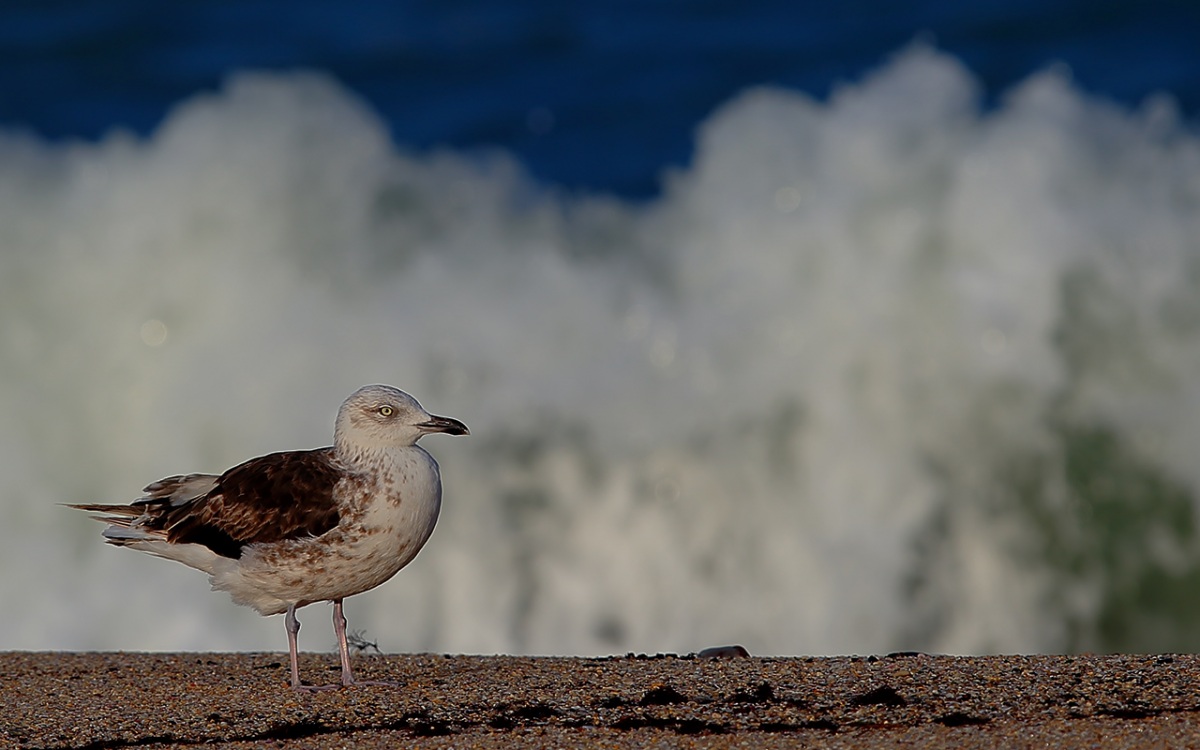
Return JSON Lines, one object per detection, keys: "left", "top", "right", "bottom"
{"left": 346, "top": 678, "right": 401, "bottom": 688}
{"left": 291, "top": 682, "right": 344, "bottom": 693}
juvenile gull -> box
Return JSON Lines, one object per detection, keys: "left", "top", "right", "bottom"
{"left": 70, "top": 384, "right": 468, "bottom": 691}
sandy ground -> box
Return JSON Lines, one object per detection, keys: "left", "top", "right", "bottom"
{"left": 4, "top": 651, "right": 1200, "bottom": 748}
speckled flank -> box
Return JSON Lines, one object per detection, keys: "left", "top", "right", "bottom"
{"left": 219, "top": 447, "right": 443, "bottom": 614}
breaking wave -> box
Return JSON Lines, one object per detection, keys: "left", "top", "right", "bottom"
{"left": 4, "top": 46, "right": 1200, "bottom": 655}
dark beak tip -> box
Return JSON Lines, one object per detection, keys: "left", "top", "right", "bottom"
{"left": 424, "top": 416, "right": 469, "bottom": 436}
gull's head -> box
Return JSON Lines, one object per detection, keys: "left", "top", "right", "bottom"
{"left": 334, "top": 384, "right": 469, "bottom": 454}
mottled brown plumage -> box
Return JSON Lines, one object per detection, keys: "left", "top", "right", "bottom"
{"left": 73, "top": 449, "right": 344, "bottom": 560}
{"left": 165, "top": 449, "right": 342, "bottom": 557}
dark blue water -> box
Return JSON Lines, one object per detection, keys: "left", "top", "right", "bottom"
{"left": 2, "top": 0, "right": 1197, "bottom": 196}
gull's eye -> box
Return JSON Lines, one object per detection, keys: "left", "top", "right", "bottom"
{"left": 378, "top": 405, "right": 394, "bottom": 417}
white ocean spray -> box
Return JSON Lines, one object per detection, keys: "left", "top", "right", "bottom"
{"left": 3, "top": 46, "right": 1200, "bottom": 655}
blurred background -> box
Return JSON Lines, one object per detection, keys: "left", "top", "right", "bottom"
{"left": 3, "top": 0, "right": 1200, "bottom": 656}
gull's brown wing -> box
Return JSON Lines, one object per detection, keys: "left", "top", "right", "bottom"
{"left": 158, "top": 448, "right": 344, "bottom": 558}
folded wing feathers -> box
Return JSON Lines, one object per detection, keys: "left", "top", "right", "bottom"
{"left": 68, "top": 451, "right": 342, "bottom": 559}
{"left": 141, "top": 473, "right": 220, "bottom": 507}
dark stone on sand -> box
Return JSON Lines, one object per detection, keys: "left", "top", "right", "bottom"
{"left": 934, "top": 711, "right": 991, "bottom": 726}
{"left": 850, "top": 685, "right": 907, "bottom": 707}
{"left": 6, "top": 652, "right": 1200, "bottom": 748}
{"left": 698, "top": 645, "right": 751, "bottom": 659}
{"left": 638, "top": 684, "right": 690, "bottom": 705}
{"left": 727, "top": 681, "right": 776, "bottom": 703}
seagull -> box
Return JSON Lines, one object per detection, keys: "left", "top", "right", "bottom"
{"left": 70, "top": 384, "right": 468, "bottom": 691}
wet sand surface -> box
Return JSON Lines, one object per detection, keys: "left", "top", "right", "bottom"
{"left": 4, "top": 651, "right": 1200, "bottom": 748}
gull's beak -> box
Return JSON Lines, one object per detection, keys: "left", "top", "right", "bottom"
{"left": 417, "top": 415, "right": 470, "bottom": 436}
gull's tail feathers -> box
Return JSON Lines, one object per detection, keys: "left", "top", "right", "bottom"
{"left": 67, "top": 502, "right": 173, "bottom": 557}
{"left": 65, "top": 503, "right": 155, "bottom": 534}
{"left": 67, "top": 501, "right": 225, "bottom": 575}
{"left": 96, "top": 523, "right": 159, "bottom": 543}
{"left": 66, "top": 473, "right": 220, "bottom": 538}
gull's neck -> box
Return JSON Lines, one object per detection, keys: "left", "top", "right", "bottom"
{"left": 335, "top": 436, "right": 422, "bottom": 470}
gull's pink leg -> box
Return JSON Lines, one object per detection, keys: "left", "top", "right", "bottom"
{"left": 332, "top": 599, "right": 397, "bottom": 687}
{"left": 332, "top": 598, "right": 356, "bottom": 686}
{"left": 286, "top": 604, "right": 339, "bottom": 692}
{"left": 286, "top": 604, "right": 304, "bottom": 689}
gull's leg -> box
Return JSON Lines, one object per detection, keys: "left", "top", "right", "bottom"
{"left": 286, "top": 604, "right": 339, "bottom": 692}
{"left": 286, "top": 604, "right": 304, "bottom": 689}
{"left": 332, "top": 598, "right": 397, "bottom": 688}
{"left": 332, "top": 598, "right": 356, "bottom": 686}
